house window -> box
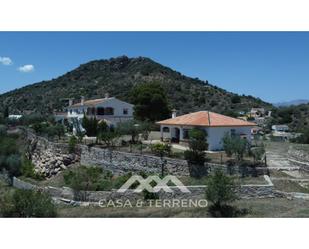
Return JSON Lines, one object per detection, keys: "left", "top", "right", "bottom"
{"left": 105, "top": 107, "right": 114, "bottom": 115}
{"left": 231, "top": 129, "right": 236, "bottom": 136}
{"left": 97, "top": 107, "right": 105, "bottom": 115}
{"left": 123, "top": 108, "right": 128, "bottom": 115}
{"left": 183, "top": 129, "right": 189, "bottom": 139}
{"left": 163, "top": 127, "right": 170, "bottom": 132}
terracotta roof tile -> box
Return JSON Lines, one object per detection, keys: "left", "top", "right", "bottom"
{"left": 156, "top": 111, "right": 256, "bottom": 127}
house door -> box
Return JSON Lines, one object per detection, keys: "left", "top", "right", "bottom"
{"left": 172, "top": 127, "right": 180, "bottom": 143}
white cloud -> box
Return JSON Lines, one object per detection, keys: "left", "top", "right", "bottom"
{"left": 0, "top": 56, "right": 13, "bottom": 65}
{"left": 18, "top": 64, "right": 34, "bottom": 73}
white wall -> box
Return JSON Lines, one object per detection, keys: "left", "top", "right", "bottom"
{"left": 205, "top": 126, "right": 252, "bottom": 151}
{"left": 94, "top": 98, "right": 133, "bottom": 117}
{"left": 67, "top": 98, "right": 134, "bottom": 126}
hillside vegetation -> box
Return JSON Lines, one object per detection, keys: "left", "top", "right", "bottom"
{"left": 0, "top": 56, "right": 271, "bottom": 116}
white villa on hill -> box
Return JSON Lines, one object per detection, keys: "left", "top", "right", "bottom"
{"left": 55, "top": 94, "right": 134, "bottom": 132}
{"left": 157, "top": 110, "right": 256, "bottom": 151}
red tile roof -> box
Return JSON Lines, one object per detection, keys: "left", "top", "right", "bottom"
{"left": 156, "top": 111, "right": 256, "bottom": 127}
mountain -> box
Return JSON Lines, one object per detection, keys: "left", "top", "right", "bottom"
{"left": 0, "top": 56, "right": 271, "bottom": 116}
{"left": 274, "top": 99, "right": 309, "bottom": 107}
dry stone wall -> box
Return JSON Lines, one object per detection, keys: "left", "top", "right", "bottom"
{"left": 25, "top": 130, "right": 80, "bottom": 178}
{"left": 80, "top": 146, "right": 190, "bottom": 176}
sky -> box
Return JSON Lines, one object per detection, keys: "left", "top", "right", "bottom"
{"left": 0, "top": 32, "right": 309, "bottom": 103}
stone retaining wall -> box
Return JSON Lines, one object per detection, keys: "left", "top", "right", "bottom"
{"left": 12, "top": 175, "right": 275, "bottom": 204}
{"left": 80, "top": 145, "right": 190, "bottom": 176}
{"left": 288, "top": 146, "right": 309, "bottom": 171}
{"left": 80, "top": 145, "right": 269, "bottom": 176}
{"left": 24, "top": 129, "right": 80, "bottom": 177}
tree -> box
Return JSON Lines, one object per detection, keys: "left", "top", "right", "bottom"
{"left": 4, "top": 154, "right": 22, "bottom": 178}
{"left": 130, "top": 82, "right": 171, "bottom": 121}
{"left": 150, "top": 143, "right": 171, "bottom": 177}
{"left": 291, "top": 128, "right": 309, "bottom": 144}
{"left": 206, "top": 170, "right": 238, "bottom": 217}
{"left": 184, "top": 128, "right": 208, "bottom": 178}
{"left": 222, "top": 133, "right": 249, "bottom": 162}
{"left": 3, "top": 106, "right": 9, "bottom": 118}
{"left": 0, "top": 125, "right": 7, "bottom": 136}
{"left": 0, "top": 189, "right": 56, "bottom": 217}
{"left": 54, "top": 123, "right": 65, "bottom": 139}
{"left": 231, "top": 95, "right": 241, "bottom": 104}
{"left": 250, "top": 144, "right": 266, "bottom": 163}
{"left": 82, "top": 115, "right": 98, "bottom": 137}
{"left": 68, "top": 136, "right": 78, "bottom": 153}
{"left": 97, "top": 130, "right": 120, "bottom": 148}
{"left": 117, "top": 120, "right": 141, "bottom": 144}
{"left": 97, "top": 120, "right": 108, "bottom": 134}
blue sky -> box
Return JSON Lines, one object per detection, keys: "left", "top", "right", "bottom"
{"left": 0, "top": 32, "right": 308, "bottom": 103}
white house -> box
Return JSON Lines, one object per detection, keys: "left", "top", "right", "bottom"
{"left": 55, "top": 94, "right": 134, "bottom": 134}
{"left": 156, "top": 110, "right": 256, "bottom": 151}
{"left": 65, "top": 94, "right": 134, "bottom": 126}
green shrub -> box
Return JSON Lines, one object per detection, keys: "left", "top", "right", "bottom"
{"left": 63, "top": 166, "right": 107, "bottom": 191}
{"left": 150, "top": 143, "right": 171, "bottom": 157}
{"left": 0, "top": 189, "right": 56, "bottom": 217}
{"left": 0, "top": 137, "right": 19, "bottom": 156}
{"left": 143, "top": 190, "right": 159, "bottom": 200}
{"left": 68, "top": 136, "right": 78, "bottom": 153}
{"left": 4, "top": 154, "right": 22, "bottom": 177}
{"left": 0, "top": 125, "right": 7, "bottom": 136}
{"left": 20, "top": 157, "right": 43, "bottom": 180}
{"left": 206, "top": 170, "right": 238, "bottom": 216}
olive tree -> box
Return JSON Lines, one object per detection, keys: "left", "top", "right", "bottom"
{"left": 184, "top": 128, "right": 208, "bottom": 178}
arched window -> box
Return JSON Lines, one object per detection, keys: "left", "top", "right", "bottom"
{"left": 163, "top": 127, "right": 170, "bottom": 132}
{"left": 105, "top": 107, "right": 114, "bottom": 115}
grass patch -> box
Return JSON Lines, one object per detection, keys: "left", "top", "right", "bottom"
{"left": 272, "top": 179, "right": 309, "bottom": 193}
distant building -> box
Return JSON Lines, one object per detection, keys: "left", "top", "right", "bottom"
{"left": 254, "top": 117, "right": 266, "bottom": 126}
{"left": 157, "top": 110, "right": 256, "bottom": 151}
{"left": 272, "top": 125, "right": 289, "bottom": 132}
{"left": 250, "top": 108, "right": 265, "bottom": 118}
{"left": 8, "top": 114, "right": 23, "bottom": 120}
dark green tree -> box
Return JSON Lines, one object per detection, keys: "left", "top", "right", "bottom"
{"left": 3, "top": 106, "right": 9, "bottom": 118}
{"left": 206, "top": 169, "right": 238, "bottom": 217}
{"left": 130, "top": 82, "right": 171, "bottom": 121}
{"left": 184, "top": 128, "right": 208, "bottom": 178}
{"left": 82, "top": 116, "right": 98, "bottom": 137}
{"left": 150, "top": 143, "right": 171, "bottom": 177}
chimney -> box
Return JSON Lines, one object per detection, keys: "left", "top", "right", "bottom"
{"left": 81, "top": 96, "right": 85, "bottom": 106}
{"left": 69, "top": 99, "right": 73, "bottom": 106}
{"left": 105, "top": 93, "right": 109, "bottom": 99}
{"left": 172, "top": 109, "right": 177, "bottom": 118}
